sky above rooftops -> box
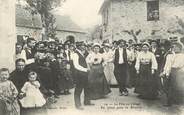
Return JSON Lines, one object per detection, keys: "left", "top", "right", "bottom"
{"left": 53, "top": 0, "right": 104, "bottom": 29}
{"left": 17, "top": 0, "right": 104, "bottom": 29}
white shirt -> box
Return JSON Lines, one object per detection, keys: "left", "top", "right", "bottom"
{"left": 65, "top": 50, "right": 70, "bottom": 61}
{"left": 118, "top": 48, "right": 124, "bottom": 64}
{"left": 163, "top": 53, "right": 184, "bottom": 76}
{"left": 127, "top": 49, "right": 136, "bottom": 62}
{"left": 103, "top": 50, "right": 114, "bottom": 63}
{"left": 14, "top": 50, "right": 27, "bottom": 62}
{"left": 152, "top": 48, "right": 157, "bottom": 53}
{"left": 86, "top": 52, "right": 103, "bottom": 64}
{"left": 72, "top": 50, "right": 88, "bottom": 72}
{"left": 135, "top": 51, "right": 158, "bottom": 71}
{"left": 14, "top": 50, "right": 35, "bottom": 65}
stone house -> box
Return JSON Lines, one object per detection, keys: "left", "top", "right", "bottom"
{"left": 99, "top": 0, "right": 184, "bottom": 43}
{"left": 16, "top": 4, "right": 89, "bottom": 43}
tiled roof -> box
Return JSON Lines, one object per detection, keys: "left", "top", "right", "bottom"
{"left": 54, "top": 14, "right": 86, "bottom": 33}
{"left": 16, "top": 5, "right": 86, "bottom": 33}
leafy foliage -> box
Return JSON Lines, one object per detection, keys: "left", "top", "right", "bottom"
{"left": 122, "top": 29, "right": 141, "bottom": 43}
{"left": 25, "top": 0, "right": 65, "bottom": 40}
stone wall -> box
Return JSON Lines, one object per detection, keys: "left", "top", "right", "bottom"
{"left": 0, "top": 0, "right": 16, "bottom": 71}
{"left": 56, "top": 30, "right": 89, "bottom": 42}
{"left": 16, "top": 26, "right": 42, "bottom": 41}
{"left": 102, "top": 0, "right": 184, "bottom": 42}
{"left": 16, "top": 26, "right": 89, "bottom": 42}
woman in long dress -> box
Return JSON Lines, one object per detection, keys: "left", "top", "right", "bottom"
{"left": 86, "top": 43, "right": 111, "bottom": 100}
{"left": 102, "top": 43, "right": 117, "bottom": 85}
{"left": 135, "top": 42, "right": 158, "bottom": 99}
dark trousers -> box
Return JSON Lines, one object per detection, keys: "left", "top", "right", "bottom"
{"left": 74, "top": 71, "right": 90, "bottom": 107}
{"left": 114, "top": 63, "right": 128, "bottom": 93}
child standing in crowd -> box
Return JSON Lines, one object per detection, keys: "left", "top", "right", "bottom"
{"left": 0, "top": 68, "right": 20, "bottom": 115}
{"left": 19, "top": 71, "right": 46, "bottom": 108}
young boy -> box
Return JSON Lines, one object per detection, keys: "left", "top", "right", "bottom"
{"left": 0, "top": 68, "right": 20, "bottom": 115}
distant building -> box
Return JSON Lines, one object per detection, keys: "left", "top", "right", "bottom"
{"left": 54, "top": 15, "right": 89, "bottom": 42}
{"left": 91, "top": 25, "right": 103, "bottom": 40}
{"left": 16, "top": 4, "right": 89, "bottom": 43}
{"left": 99, "top": 0, "right": 184, "bottom": 43}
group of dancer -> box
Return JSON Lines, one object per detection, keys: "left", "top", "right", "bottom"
{"left": 0, "top": 37, "right": 184, "bottom": 114}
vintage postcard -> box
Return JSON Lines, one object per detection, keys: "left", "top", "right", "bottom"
{"left": 0, "top": 0, "right": 184, "bottom": 115}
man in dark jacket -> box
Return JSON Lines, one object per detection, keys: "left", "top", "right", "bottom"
{"left": 73, "top": 42, "right": 93, "bottom": 110}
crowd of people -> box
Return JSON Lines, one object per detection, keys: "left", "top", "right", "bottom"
{"left": 0, "top": 36, "right": 184, "bottom": 114}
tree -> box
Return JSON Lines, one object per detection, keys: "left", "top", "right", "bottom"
{"left": 122, "top": 29, "right": 141, "bottom": 43}
{"left": 25, "top": 0, "right": 66, "bottom": 41}
{"left": 175, "top": 16, "right": 184, "bottom": 35}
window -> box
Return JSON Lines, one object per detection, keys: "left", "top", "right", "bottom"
{"left": 147, "top": 0, "right": 159, "bottom": 21}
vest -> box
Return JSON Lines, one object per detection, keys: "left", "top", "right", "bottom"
{"left": 76, "top": 50, "right": 88, "bottom": 69}
{"left": 114, "top": 48, "right": 128, "bottom": 66}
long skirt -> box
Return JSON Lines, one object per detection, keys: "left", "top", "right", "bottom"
{"left": 134, "top": 64, "right": 158, "bottom": 99}
{"left": 88, "top": 64, "right": 111, "bottom": 100}
{"left": 127, "top": 63, "right": 136, "bottom": 88}
{"left": 167, "top": 68, "right": 184, "bottom": 105}
{"left": 104, "top": 62, "right": 117, "bottom": 85}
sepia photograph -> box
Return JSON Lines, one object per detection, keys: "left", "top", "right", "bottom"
{"left": 0, "top": 0, "right": 184, "bottom": 115}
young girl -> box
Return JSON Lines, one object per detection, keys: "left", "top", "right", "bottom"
{"left": 19, "top": 71, "right": 46, "bottom": 108}
{"left": 0, "top": 68, "right": 20, "bottom": 115}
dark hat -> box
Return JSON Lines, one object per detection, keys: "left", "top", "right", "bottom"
{"left": 150, "top": 39, "right": 159, "bottom": 45}
{"left": 128, "top": 39, "right": 134, "bottom": 43}
{"left": 112, "top": 40, "right": 118, "bottom": 45}
{"left": 163, "top": 40, "right": 172, "bottom": 50}
{"left": 64, "top": 40, "right": 71, "bottom": 45}
{"left": 27, "top": 37, "right": 36, "bottom": 43}
{"left": 134, "top": 43, "right": 142, "bottom": 47}
{"left": 118, "top": 39, "right": 126, "bottom": 45}
{"left": 58, "top": 43, "right": 64, "bottom": 50}
{"left": 48, "top": 41, "right": 57, "bottom": 44}
{"left": 76, "top": 41, "right": 86, "bottom": 47}
{"left": 16, "top": 42, "right": 23, "bottom": 47}
{"left": 36, "top": 41, "right": 45, "bottom": 46}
